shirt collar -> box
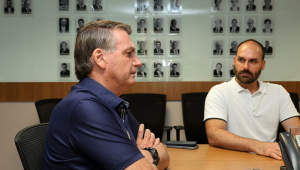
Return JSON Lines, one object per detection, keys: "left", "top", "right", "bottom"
{"left": 78, "top": 76, "right": 123, "bottom": 110}
{"left": 230, "top": 77, "right": 267, "bottom": 94}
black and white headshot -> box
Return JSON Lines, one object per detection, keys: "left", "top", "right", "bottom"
{"left": 136, "top": 0, "right": 148, "bottom": 11}
{"left": 59, "top": 18, "right": 69, "bottom": 33}
{"left": 230, "top": 0, "right": 239, "bottom": 11}
{"left": 263, "top": 19, "right": 273, "bottom": 33}
{"left": 76, "top": 18, "right": 85, "bottom": 32}
{"left": 213, "top": 41, "right": 223, "bottom": 55}
{"left": 21, "top": 0, "right": 32, "bottom": 14}
{"left": 154, "top": 40, "right": 163, "bottom": 55}
{"left": 137, "top": 63, "right": 147, "bottom": 77}
{"left": 154, "top": 62, "right": 164, "bottom": 77}
{"left": 263, "top": 0, "right": 272, "bottom": 11}
{"left": 170, "top": 40, "right": 180, "bottom": 55}
{"left": 59, "top": 0, "right": 69, "bottom": 11}
{"left": 137, "top": 18, "right": 147, "bottom": 33}
{"left": 246, "top": 19, "right": 256, "bottom": 33}
{"left": 264, "top": 40, "right": 273, "bottom": 55}
{"left": 213, "top": 19, "right": 223, "bottom": 33}
{"left": 93, "top": 0, "right": 103, "bottom": 11}
{"left": 230, "top": 41, "right": 238, "bottom": 55}
{"left": 4, "top": 0, "right": 14, "bottom": 14}
{"left": 170, "top": 63, "right": 180, "bottom": 77}
{"left": 153, "top": 18, "right": 163, "bottom": 33}
{"left": 137, "top": 41, "right": 147, "bottom": 55}
{"left": 213, "top": 63, "right": 223, "bottom": 77}
{"left": 60, "top": 41, "right": 70, "bottom": 55}
{"left": 246, "top": 0, "right": 256, "bottom": 11}
{"left": 229, "top": 19, "right": 239, "bottom": 33}
{"left": 60, "top": 63, "right": 70, "bottom": 77}
{"left": 213, "top": 0, "right": 222, "bottom": 11}
{"left": 229, "top": 64, "right": 235, "bottom": 77}
{"left": 76, "top": 0, "right": 86, "bottom": 11}
{"left": 153, "top": 0, "right": 163, "bottom": 11}
{"left": 169, "top": 0, "right": 180, "bottom": 12}
{"left": 170, "top": 19, "right": 180, "bottom": 33}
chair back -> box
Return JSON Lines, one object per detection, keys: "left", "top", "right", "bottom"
{"left": 181, "top": 92, "right": 208, "bottom": 144}
{"left": 276, "top": 92, "right": 300, "bottom": 141}
{"left": 15, "top": 123, "right": 48, "bottom": 170}
{"left": 122, "top": 93, "right": 167, "bottom": 139}
{"left": 35, "top": 99, "right": 62, "bottom": 123}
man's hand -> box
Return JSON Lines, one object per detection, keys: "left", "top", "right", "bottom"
{"left": 136, "top": 124, "right": 160, "bottom": 150}
{"left": 254, "top": 141, "right": 282, "bottom": 160}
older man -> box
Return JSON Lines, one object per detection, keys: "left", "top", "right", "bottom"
{"left": 43, "top": 20, "right": 170, "bottom": 170}
{"left": 21, "top": 0, "right": 31, "bottom": 14}
{"left": 205, "top": 39, "right": 300, "bottom": 160}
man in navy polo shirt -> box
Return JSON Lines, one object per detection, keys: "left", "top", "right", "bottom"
{"left": 43, "top": 20, "right": 170, "bottom": 170}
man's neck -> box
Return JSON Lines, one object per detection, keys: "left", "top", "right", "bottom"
{"left": 235, "top": 77, "right": 259, "bottom": 94}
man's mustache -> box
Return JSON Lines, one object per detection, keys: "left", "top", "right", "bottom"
{"left": 239, "top": 70, "right": 253, "bottom": 76}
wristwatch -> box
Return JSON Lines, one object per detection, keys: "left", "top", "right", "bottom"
{"left": 143, "top": 147, "right": 160, "bottom": 166}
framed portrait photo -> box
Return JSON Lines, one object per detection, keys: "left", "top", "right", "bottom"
{"left": 168, "top": 0, "right": 182, "bottom": 13}
{"left": 58, "top": 0, "right": 69, "bottom": 12}
{"left": 3, "top": 0, "right": 16, "bottom": 15}
{"left": 136, "top": 40, "right": 148, "bottom": 57}
{"left": 169, "top": 17, "right": 181, "bottom": 35}
{"left": 135, "top": 0, "right": 149, "bottom": 13}
{"left": 21, "top": 0, "right": 33, "bottom": 15}
{"left": 211, "top": 60, "right": 226, "bottom": 80}
{"left": 136, "top": 17, "right": 148, "bottom": 35}
{"left": 136, "top": 62, "right": 148, "bottom": 80}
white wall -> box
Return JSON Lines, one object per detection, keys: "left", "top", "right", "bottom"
{"left": 1, "top": 0, "right": 300, "bottom": 82}
{"left": 0, "top": 101, "right": 186, "bottom": 170}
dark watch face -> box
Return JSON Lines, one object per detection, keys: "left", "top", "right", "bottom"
{"left": 144, "top": 147, "right": 160, "bottom": 165}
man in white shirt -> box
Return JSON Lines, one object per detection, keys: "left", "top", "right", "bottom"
{"left": 204, "top": 39, "right": 300, "bottom": 160}
{"left": 213, "top": 19, "right": 223, "bottom": 33}
{"left": 230, "top": 19, "right": 240, "bottom": 33}
{"left": 59, "top": 18, "right": 69, "bottom": 33}
{"left": 154, "top": 63, "right": 164, "bottom": 77}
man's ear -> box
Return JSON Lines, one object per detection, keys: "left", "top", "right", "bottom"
{"left": 92, "top": 48, "right": 106, "bottom": 69}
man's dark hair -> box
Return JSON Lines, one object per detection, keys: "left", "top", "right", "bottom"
{"left": 232, "top": 19, "right": 237, "bottom": 23}
{"left": 155, "top": 41, "right": 161, "bottom": 45}
{"left": 264, "top": 19, "right": 271, "bottom": 24}
{"left": 216, "top": 63, "right": 222, "bottom": 67}
{"left": 74, "top": 20, "right": 132, "bottom": 80}
{"left": 171, "top": 19, "right": 176, "bottom": 25}
{"left": 78, "top": 19, "right": 84, "bottom": 24}
{"left": 215, "top": 0, "right": 222, "bottom": 4}
{"left": 172, "top": 63, "right": 177, "bottom": 67}
{"left": 62, "top": 63, "right": 67, "bottom": 67}
{"left": 61, "top": 41, "right": 67, "bottom": 46}
{"left": 155, "top": 63, "right": 162, "bottom": 67}
{"left": 265, "top": 41, "right": 269, "bottom": 43}
{"left": 236, "top": 39, "right": 265, "bottom": 60}
{"left": 140, "top": 19, "right": 145, "bottom": 23}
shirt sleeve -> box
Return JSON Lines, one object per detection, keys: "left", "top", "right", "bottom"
{"left": 279, "top": 86, "right": 300, "bottom": 122}
{"left": 69, "top": 99, "right": 144, "bottom": 170}
{"left": 204, "top": 85, "right": 228, "bottom": 122}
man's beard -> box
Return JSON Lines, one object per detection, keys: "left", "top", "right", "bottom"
{"left": 234, "top": 66, "right": 262, "bottom": 84}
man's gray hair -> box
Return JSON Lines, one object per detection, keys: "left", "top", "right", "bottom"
{"left": 74, "top": 20, "right": 132, "bottom": 80}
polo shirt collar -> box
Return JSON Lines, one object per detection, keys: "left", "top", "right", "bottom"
{"left": 78, "top": 76, "right": 123, "bottom": 109}
{"left": 230, "top": 77, "right": 267, "bottom": 94}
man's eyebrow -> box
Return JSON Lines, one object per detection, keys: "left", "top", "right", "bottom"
{"left": 124, "top": 46, "right": 136, "bottom": 52}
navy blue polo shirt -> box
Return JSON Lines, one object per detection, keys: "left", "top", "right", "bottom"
{"left": 43, "top": 77, "right": 144, "bottom": 170}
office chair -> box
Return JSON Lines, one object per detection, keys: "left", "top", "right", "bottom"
{"left": 35, "top": 98, "right": 62, "bottom": 123}
{"left": 174, "top": 92, "right": 209, "bottom": 144}
{"left": 15, "top": 123, "right": 48, "bottom": 170}
{"left": 276, "top": 92, "right": 300, "bottom": 141}
{"left": 122, "top": 93, "right": 172, "bottom": 141}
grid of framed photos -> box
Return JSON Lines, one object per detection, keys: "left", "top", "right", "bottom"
{"left": 2, "top": 0, "right": 34, "bottom": 16}
{"left": 134, "top": 0, "right": 183, "bottom": 81}
{"left": 55, "top": 0, "right": 105, "bottom": 81}
{"left": 210, "top": 0, "right": 275, "bottom": 81}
